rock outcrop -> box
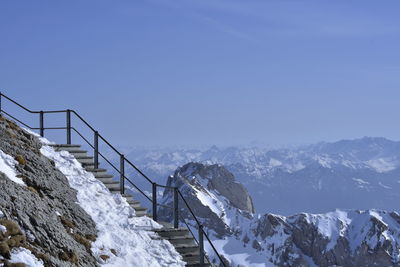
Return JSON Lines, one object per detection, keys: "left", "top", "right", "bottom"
{"left": 250, "top": 210, "right": 400, "bottom": 267}
{"left": 0, "top": 116, "right": 98, "bottom": 266}
{"left": 159, "top": 163, "right": 255, "bottom": 238}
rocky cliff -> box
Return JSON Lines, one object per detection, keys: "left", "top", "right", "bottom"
{"left": 0, "top": 117, "right": 98, "bottom": 266}
{"left": 250, "top": 210, "right": 400, "bottom": 267}
{"left": 0, "top": 116, "right": 184, "bottom": 267}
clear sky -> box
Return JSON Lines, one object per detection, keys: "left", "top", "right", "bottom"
{"left": 1, "top": 0, "right": 400, "bottom": 147}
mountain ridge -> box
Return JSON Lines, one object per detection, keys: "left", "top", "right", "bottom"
{"left": 105, "top": 136, "right": 400, "bottom": 215}
{"left": 159, "top": 162, "right": 400, "bottom": 267}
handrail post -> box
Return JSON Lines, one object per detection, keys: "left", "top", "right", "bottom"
{"left": 174, "top": 187, "right": 179, "bottom": 228}
{"left": 94, "top": 131, "right": 99, "bottom": 169}
{"left": 40, "top": 111, "right": 44, "bottom": 137}
{"left": 120, "top": 154, "right": 125, "bottom": 194}
{"left": 199, "top": 225, "right": 204, "bottom": 267}
{"left": 66, "top": 109, "right": 71, "bottom": 144}
{"left": 152, "top": 183, "right": 157, "bottom": 221}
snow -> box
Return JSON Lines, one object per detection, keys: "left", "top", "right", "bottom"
{"left": 211, "top": 238, "right": 267, "bottom": 267}
{"left": 39, "top": 142, "right": 185, "bottom": 266}
{"left": 0, "top": 224, "right": 6, "bottom": 233}
{"left": 193, "top": 187, "right": 230, "bottom": 224}
{"left": 303, "top": 210, "right": 352, "bottom": 251}
{"left": 313, "top": 154, "right": 334, "bottom": 168}
{"left": 352, "top": 178, "right": 370, "bottom": 189}
{"left": 0, "top": 149, "right": 25, "bottom": 186}
{"left": 9, "top": 247, "right": 44, "bottom": 267}
{"left": 352, "top": 178, "right": 369, "bottom": 185}
{"left": 378, "top": 182, "right": 392, "bottom": 189}
{"left": 367, "top": 158, "right": 397, "bottom": 173}
{"left": 0, "top": 210, "right": 4, "bottom": 218}
{"left": 268, "top": 158, "right": 282, "bottom": 168}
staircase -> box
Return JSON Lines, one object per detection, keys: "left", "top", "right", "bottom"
{"left": 50, "top": 144, "right": 212, "bottom": 267}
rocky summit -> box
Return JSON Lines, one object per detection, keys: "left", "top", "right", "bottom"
{"left": 159, "top": 162, "right": 255, "bottom": 238}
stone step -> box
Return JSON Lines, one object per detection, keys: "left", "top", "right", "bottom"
{"left": 94, "top": 173, "right": 114, "bottom": 179}
{"left": 81, "top": 162, "right": 96, "bottom": 168}
{"left": 103, "top": 182, "right": 120, "bottom": 190}
{"left": 183, "top": 255, "right": 208, "bottom": 264}
{"left": 175, "top": 244, "right": 199, "bottom": 254}
{"left": 154, "top": 228, "right": 190, "bottom": 238}
{"left": 85, "top": 168, "right": 107, "bottom": 174}
{"left": 135, "top": 210, "right": 148, "bottom": 217}
{"left": 109, "top": 188, "right": 121, "bottom": 194}
{"left": 127, "top": 200, "right": 141, "bottom": 208}
{"left": 123, "top": 194, "right": 134, "bottom": 201}
{"left": 50, "top": 144, "right": 81, "bottom": 152}
{"left": 67, "top": 150, "right": 88, "bottom": 157}
{"left": 96, "top": 177, "right": 115, "bottom": 183}
{"left": 50, "top": 144, "right": 81, "bottom": 148}
{"left": 186, "top": 262, "right": 211, "bottom": 267}
{"left": 134, "top": 207, "right": 147, "bottom": 213}
{"left": 162, "top": 236, "right": 196, "bottom": 246}
{"left": 75, "top": 156, "right": 95, "bottom": 164}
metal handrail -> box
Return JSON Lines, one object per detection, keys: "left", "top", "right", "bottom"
{"left": 178, "top": 190, "right": 202, "bottom": 226}
{"left": 0, "top": 110, "right": 38, "bottom": 129}
{"left": 178, "top": 190, "right": 226, "bottom": 265}
{"left": 125, "top": 158, "right": 153, "bottom": 184}
{"left": 0, "top": 92, "right": 227, "bottom": 267}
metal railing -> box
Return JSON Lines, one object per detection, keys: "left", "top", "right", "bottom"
{"left": 0, "top": 92, "right": 226, "bottom": 267}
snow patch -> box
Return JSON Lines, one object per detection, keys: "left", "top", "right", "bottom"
{"left": 313, "top": 154, "right": 334, "bottom": 168}
{"left": 378, "top": 182, "right": 392, "bottom": 189}
{"left": 367, "top": 158, "right": 397, "bottom": 173}
{"left": 0, "top": 150, "right": 25, "bottom": 186}
{"left": 268, "top": 158, "right": 282, "bottom": 168}
{"left": 9, "top": 247, "right": 44, "bottom": 267}
{"left": 352, "top": 178, "right": 369, "bottom": 185}
{"left": 194, "top": 187, "right": 230, "bottom": 225}
{"left": 305, "top": 210, "right": 351, "bottom": 251}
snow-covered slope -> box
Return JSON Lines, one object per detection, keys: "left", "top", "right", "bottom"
{"left": 159, "top": 162, "right": 255, "bottom": 239}
{"left": 33, "top": 130, "right": 185, "bottom": 267}
{"left": 0, "top": 116, "right": 184, "bottom": 267}
{"left": 159, "top": 162, "right": 400, "bottom": 267}
{"left": 108, "top": 137, "right": 400, "bottom": 215}
{"left": 40, "top": 142, "right": 184, "bottom": 267}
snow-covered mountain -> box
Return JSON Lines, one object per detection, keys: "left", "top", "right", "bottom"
{"left": 159, "top": 162, "right": 400, "bottom": 267}
{"left": 108, "top": 137, "right": 400, "bottom": 215}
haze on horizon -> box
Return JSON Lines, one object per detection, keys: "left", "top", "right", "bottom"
{"left": 1, "top": 0, "right": 400, "bottom": 147}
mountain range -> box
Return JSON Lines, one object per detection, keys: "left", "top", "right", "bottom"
{"left": 105, "top": 137, "right": 400, "bottom": 215}
{"left": 158, "top": 162, "right": 400, "bottom": 267}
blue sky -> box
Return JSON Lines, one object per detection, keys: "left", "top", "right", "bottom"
{"left": 1, "top": 0, "right": 400, "bottom": 147}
